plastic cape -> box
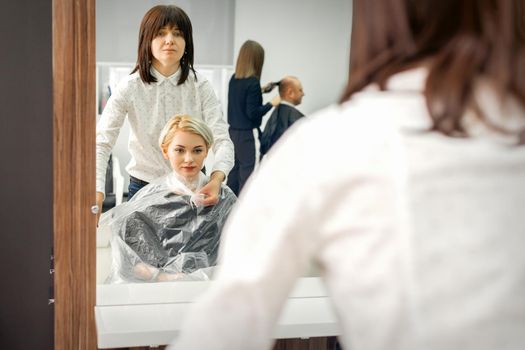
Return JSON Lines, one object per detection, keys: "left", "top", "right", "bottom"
{"left": 98, "top": 172, "right": 237, "bottom": 283}
{"left": 260, "top": 104, "right": 304, "bottom": 156}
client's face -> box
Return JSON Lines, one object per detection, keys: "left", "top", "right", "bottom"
{"left": 162, "top": 130, "right": 208, "bottom": 180}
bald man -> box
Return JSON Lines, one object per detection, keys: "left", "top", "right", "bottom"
{"left": 260, "top": 76, "right": 305, "bottom": 157}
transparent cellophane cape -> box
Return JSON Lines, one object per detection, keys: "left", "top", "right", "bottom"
{"left": 98, "top": 172, "right": 237, "bottom": 283}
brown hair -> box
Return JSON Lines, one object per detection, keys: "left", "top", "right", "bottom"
{"left": 341, "top": 0, "right": 525, "bottom": 137}
{"left": 131, "top": 5, "right": 196, "bottom": 85}
{"left": 234, "top": 40, "right": 265, "bottom": 79}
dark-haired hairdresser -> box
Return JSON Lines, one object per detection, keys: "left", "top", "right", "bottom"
{"left": 96, "top": 5, "right": 234, "bottom": 215}
{"left": 172, "top": 0, "right": 525, "bottom": 349}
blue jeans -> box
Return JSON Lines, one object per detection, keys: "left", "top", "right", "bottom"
{"left": 128, "top": 176, "right": 149, "bottom": 200}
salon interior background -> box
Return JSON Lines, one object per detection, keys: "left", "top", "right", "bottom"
{"left": 97, "top": 0, "right": 352, "bottom": 190}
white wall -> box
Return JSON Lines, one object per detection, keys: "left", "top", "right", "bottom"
{"left": 234, "top": 0, "right": 352, "bottom": 118}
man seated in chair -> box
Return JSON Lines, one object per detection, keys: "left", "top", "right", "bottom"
{"left": 260, "top": 76, "right": 305, "bottom": 158}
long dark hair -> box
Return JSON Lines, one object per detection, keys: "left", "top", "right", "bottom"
{"left": 131, "top": 5, "right": 196, "bottom": 85}
{"left": 341, "top": 0, "right": 525, "bottom": 137}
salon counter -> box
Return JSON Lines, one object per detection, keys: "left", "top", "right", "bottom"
{"left": 95, "top": 277, "right": 339, "bottom": 348}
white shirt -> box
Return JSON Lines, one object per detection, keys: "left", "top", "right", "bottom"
{"left": 171, "top": 68, "right": 525, "bottom": 350}
{"left": 96, "top": 68, "right": 234, "bottom": 194}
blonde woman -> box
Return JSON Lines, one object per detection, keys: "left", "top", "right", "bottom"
{"left": 100, "top": 115, "right": 236, "bottom": 283}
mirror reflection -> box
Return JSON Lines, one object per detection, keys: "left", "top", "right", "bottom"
{"left": 95, "top": 0, "right": 352, "bottom": 287}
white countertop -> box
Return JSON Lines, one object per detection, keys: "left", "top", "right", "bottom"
{"left": 95, "top": 277, "right": 340, "bottom": 348}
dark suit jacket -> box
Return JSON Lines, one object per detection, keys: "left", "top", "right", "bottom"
{"left": 260, "top": 104, "right": 304, "bottom": 156}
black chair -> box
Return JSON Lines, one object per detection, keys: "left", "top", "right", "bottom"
{"left": 102, "top": 154, "right": 125, "bottom": 212}
{"left": 102, "top": 155, "right": 116, "bottom": 212}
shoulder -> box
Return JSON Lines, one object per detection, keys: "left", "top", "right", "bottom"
{"left": 229, "top": 75, "right": 259, "bottom": 86}
{"left": 281, "top": 104, "right": 300, "bottom": 113}
{"left": 284, "top": 105, "right": 304, "bottom": 119}
{"left": 129, "top": 181, "right": 165, "bottom": 202}
{"left": 191, "top": 71, "right": 211, "bottom": 88}
{"left": 245, "top": 77, "right": 261, "bottom": 93}
{"left": 120, "top": 71, "right": 142, "bottom": 87}
{"left": 113, "top": 72, "right": 143, "bottom": 96}
{"left": 246, "top": 76, "right": 260, "bottom": 87}
{"left": 187, "top": 71, "right": 218, "bottom": 99}
{"left": 276, "top": 91, "right": 426, "bottom": 165}
{"left": 301, "top": 93, "right": 413, "bottom": 142}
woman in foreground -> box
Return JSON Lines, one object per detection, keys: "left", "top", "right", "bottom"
{"left": 172, "top": 1, "right": 525, "bottom": 349}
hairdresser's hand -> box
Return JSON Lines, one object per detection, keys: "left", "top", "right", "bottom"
{"left": 198, "top": 171, "right": 225, "bottom": 206}
{"left": 261, "top": 82, "right": 274, "bottom": 93}
{"left": 96, "top": 191, "right": 104, "bottom": 225}
{"left": 270, "top": 95, "right": 281, "bottom": 106}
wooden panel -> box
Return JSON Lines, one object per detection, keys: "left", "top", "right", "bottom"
{"left": 272, "top": 336, "right": 339, "bottom": 350}
{"left": 53, "top": 0, "right": 97, "bottom": 349}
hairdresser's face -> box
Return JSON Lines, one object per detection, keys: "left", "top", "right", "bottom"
{"left": 151, "top": 25, "right": 185, "bottom": 71}
{"left": 162, "top": 131, "right": 208, "bottom": 180}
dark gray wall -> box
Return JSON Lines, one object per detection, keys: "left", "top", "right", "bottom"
{"left": 0, "top": 1, "right": 54, "bottom": 349}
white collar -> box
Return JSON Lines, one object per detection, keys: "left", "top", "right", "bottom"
{"left": 280, "top": 100, "right": 297, "bottom": 108}
{"left": 151, "top": 66, "right": 182, "bottom": 86}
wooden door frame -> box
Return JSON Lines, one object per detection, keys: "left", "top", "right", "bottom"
{"left": 53, "top": 0, "right": 97, "bottom": 348}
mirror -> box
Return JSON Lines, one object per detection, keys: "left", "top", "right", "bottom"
{"left": 95, "top": 0, "right": 351, "bottom": 277}
{"left": 95, "top": 0, "right": 351, "bottom": 286}
{"left": 94, "top": 0, "right": 351, "bottom": 347}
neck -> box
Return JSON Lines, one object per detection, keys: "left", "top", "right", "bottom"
{"left": 152, "top": 60, "right": 180, "bottom": 77}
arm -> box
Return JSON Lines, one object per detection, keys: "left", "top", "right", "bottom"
{"left": 198, "top": 79, "right": 234, "bottom": 178}
{"left": 96, "top": 82, "right": 129, "bottom": 196}
{"left": 245, "top": 79, "right": 276, "bottom": 125}
{"left": 197, "top": 170, "right": 225, "bottom": 206}
{"left": 133, "top": 262, "right": 184, "bottom": 282}
{"left": 96, "top": 191, "right": 104, "bottom": 224}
